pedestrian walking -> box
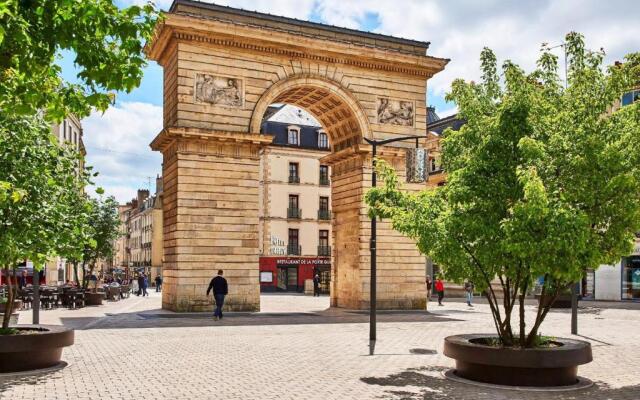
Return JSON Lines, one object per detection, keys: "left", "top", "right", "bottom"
{"left": 155, "top": 275, "right": 162, "bottom": 292}
{"left": 435, "top": 277, "right": 445, "bottom": 306}
{"left": 313, "top": 273, "right": 320, "bottom": 297}
{"left": 425, "top": 275, "right": 433, "bottom": 310}
{"left": 141, "top": 274, "right": 149, "bottom": 297}
{"left": 137, "top": 274, "right": 144, "bottom": 296}
{"left": 206, "top": 269, "right": 228, "bottom": 320}
{"left": 464, "top": 280, "right": 474, "bottom": 307}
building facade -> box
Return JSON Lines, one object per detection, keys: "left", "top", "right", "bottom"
{"left": 258, "top": 106, "right": 332, "bottom": 293}
{"left": 112, "top": 178, "right": 164, "bottom": 282}
{"left": 46, "top": 115, "right": 85, "bottom": 284}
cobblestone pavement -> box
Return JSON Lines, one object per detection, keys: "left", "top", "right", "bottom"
{"left": 2, "top": 292, "right": 639, "bottom": 399}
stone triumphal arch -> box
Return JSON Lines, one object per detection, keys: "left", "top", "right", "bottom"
{"left": 147, "top": 0, "right": 448, "bottom": 312}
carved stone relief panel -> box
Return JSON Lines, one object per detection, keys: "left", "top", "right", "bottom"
{"left": 195, "top": 73, "right": 243, "bottom": 107}
{"left": 377, "top": 97, "right": 414, "bottom": 126}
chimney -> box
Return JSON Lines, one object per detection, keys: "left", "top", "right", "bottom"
{"left": 137, "top": 189, "right": 149, "bottom": 206}
{"left": 155, "top": 174, "right": 163, "bottom": 194}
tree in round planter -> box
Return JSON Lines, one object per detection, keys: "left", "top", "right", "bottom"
{"left": 366, "top": 32, "right": 640, "bottom": 386}
{"left": 0, "top": 0, "right": 159, "bottom": 372}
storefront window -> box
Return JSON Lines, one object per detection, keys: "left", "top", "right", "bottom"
{"left": 622, "top": 256, "right": 640, "bottom": 300}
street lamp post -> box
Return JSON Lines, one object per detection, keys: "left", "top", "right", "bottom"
{"left": 364, "top": 134, "right": 425, "bottom": 356}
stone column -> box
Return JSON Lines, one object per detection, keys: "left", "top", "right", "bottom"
{"left": 153, "top": 128, "right": 271, "bottom": 312}
{"left": 328, "top": 146, "right": 427, "bottom": 310}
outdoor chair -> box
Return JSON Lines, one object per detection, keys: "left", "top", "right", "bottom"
{"left": 73, "top": 290, "right": 85, "bottom": 309}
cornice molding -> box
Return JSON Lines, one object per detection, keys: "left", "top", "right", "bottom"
{"left": 146, "top": 14, "right": 448, "bottom": 78}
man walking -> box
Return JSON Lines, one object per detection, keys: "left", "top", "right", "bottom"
{"left": 136, "top": 274, "right": 144, "bottom": 296}
{"left": 435, "top": 277, "right": 445, "bottom": 306}
{"left": 155, "top": 275, "right": 162, "bottom": 292}
{"left": 206, "top": 269, "right": 228, "bottom": 320}
{"left": 313, "top": 273, "right": 320, "bottom": 297}
{"left": 464, "top": 279, "right": 474, "bottom": 307}
{"left": 425, "top": 275, "right": 432, "bottom": 310}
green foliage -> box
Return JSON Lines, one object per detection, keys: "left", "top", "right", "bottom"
{"left": 0, "top": 0, "right": 160, "bottom": 121}
{"left": 0, "top": 113, "right": 88, "bottom": 271}
{"left": 366, "top": 32, "right": 640, "bottom": 347}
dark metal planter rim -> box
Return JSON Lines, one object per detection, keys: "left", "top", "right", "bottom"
{"left": 443, "top": 334, "right": 592, "bottom": 387}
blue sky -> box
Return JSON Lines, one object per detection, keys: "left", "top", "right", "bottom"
{"left": 75, "top": 0, "right": 640, "bottom": 202}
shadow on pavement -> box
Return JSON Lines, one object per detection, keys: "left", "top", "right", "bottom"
{"left": 361, "top": 366, "right": 639, "bottom": 400}
{"left": 61, "top": 308, "right": 462, "bottom": 330}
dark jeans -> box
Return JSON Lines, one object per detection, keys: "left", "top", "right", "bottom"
{"left": 313, "top": 285, "right": 320, "bottom": 297}
{"left": 156, "top": 284, "right": 161, "bottom": 292}
{"left": 142, "top": 287, "right": 148, "bottom": 297}
{"left": 214, "top": 294, "right": 225, "bottom": 318}
{"left": 437, "top": 290, "right": 444, "bottom": 304}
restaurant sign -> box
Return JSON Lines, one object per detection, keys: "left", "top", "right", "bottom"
{"left": 275, "top": 258, "right": 330, "bottom": 266}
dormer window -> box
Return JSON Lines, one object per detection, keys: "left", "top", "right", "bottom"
{"left": 318, "top": 131, "right": 328, "bottom": 149}
{"left": 288, "top": 126, "right": 300, "bottom": 146}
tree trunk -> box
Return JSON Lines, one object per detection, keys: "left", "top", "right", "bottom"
{"left": 73, "top": 261, "right": 79, "bottom": 285}
{"left": 2, "top": 266, "right": 14, "bottom": 330}
{"left": 518, "top": 280, "right": 528, "bottom": 347}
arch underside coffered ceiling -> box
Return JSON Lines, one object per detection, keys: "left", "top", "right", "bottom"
{"left": 250, "top": 75, "right": 369, "bottom": 152}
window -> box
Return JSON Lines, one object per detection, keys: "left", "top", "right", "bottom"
{"left": 68, "top": 125, "right": 72, "bottom": 143}
{"left": 319, "top": 230, "right": 329, "bottom": 247}
{"left": 319, "top": 165, "right": 329, "bottom": 185}
{"left": 289, "top": 163, "right": 299, "bottom": 183}
{"left": 622, "top": 89, "right": 640, "bottom": 106}
{"left": 318, "top": 131, "right": 328, "bottom": 149}
{"left": 288, "top": 194, "right": 299, "bottom": 209}
{"left": 288, "top": 229, "right": 299, "bottom": 245}
{"left": 288, "top": 228, "right": 300, "bottom": 255}
{"left": 288, "top": 128, "right": 299, "bottom": 145}
{"left": 288, "top": 195, "right": 300, "bottom": 218}
{"left": 319, "top": 197, "right": 329, "bottom": 211}
{"left": 318, "top": 230, "right": 330, "bottom": 256}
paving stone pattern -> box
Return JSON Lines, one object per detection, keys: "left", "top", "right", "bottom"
{"left": 1, "top": 292, "right": 639, "bottom": 399}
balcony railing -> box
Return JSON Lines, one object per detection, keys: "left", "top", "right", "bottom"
{"left": 287, "top": 208, "right": 302, "bottom": 219}
{"left": 287, "top": 244, "right": 301, "bottom": 256}
{"left": 288, "top": 175, "right": 300, "bottom": 184}
{"left": 319, "top": 176, "right": 330, "bottom": 186}
{"left": 318, "top": 245, "right": 331, "bottom": 257}
{"left": 317, "top": 209, "right": 331, "bottom": 220}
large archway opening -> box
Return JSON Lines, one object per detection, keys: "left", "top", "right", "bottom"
{"left": 252, "top": 77, "right": 371, "bottom": 312}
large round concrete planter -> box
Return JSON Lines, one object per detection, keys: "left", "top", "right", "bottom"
{"left": 0, "top": 325, "right": 74, "bottom": 373}
{"left": 85, "top": 292, "right": 104, "bottom": 306}
{"left": 443, "top": 334, "right": 592, "bottom": 387}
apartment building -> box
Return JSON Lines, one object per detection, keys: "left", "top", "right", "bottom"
{"left": 45, "top": 115, "right": 85, "bottom": 284}
{"left": 111, "top": 178, "right": 164, "bottom": 282}
{"left": 258, "top": 105, "right": 332, "bottom": 293}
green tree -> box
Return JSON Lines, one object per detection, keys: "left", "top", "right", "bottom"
{"left": 0, "top": 113, "right": 85, "bottom": 330}
{"left": 81, "top": 195, "right": 120, "bottom": 290}
{"left": 0, "top": 0, "right": 160, "bottom": 120}
{"left": 366, "top": 32, "right": 640, "bottom": 348}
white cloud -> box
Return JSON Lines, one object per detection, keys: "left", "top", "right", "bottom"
{"left": 313, "top": 0, "right": 640, "bottom": 98}
{"left": 82, "top": 102, "right": 163, "bottom": 203}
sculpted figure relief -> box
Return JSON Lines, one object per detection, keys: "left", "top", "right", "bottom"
{"left": 195, "top": 74, "right": 243, "bottom": 107}
{"left": 377, "top": 97, "right": 414, "bottom": 126}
